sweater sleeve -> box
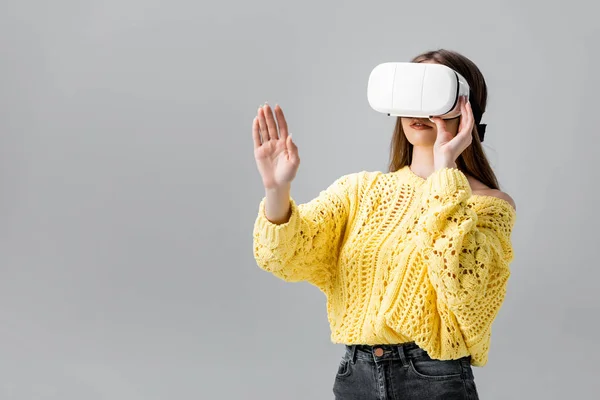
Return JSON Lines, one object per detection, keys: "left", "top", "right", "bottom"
{"left": 252, "top": 173, "right": 357, "bottom": 294}
{"left": 411, "top": 167, "right": 516, "bottom": 363}
{"left": 413, "top": 167, "right": 516, "bottom": 308}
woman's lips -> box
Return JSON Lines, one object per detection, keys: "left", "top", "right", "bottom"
{"left": 410, "top": 122, "right": 433, "bottom": 130}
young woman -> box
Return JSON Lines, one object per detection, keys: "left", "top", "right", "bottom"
{"left": 251, "top": 49, "right": 516, "bottom": 400}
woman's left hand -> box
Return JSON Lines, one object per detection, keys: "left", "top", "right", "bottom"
{"left": 429, "top": 96, "right": 474, "bottom": 170}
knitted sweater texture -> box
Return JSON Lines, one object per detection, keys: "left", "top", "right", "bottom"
{"left": 252, "top": 165, "right": 516, "bottom": 366}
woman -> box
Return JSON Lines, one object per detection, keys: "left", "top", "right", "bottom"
{"left": 251, "top": 49, "right": 516, "bottom": 399}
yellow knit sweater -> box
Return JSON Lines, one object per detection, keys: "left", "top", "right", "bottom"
{"left": 252, "top": 165, "right": 516, "bottom": 366}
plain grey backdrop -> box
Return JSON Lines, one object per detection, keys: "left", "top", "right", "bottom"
{"left": 0, "top": 0, "right": 598, "bottom": 399}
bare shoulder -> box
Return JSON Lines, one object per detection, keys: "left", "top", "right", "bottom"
{"left": 468, "top": 177, "right": 517, "bottom": 212}
{"left": 481, "top": 189, "right": 517, "bottom": 212}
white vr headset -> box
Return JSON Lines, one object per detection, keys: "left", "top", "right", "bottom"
{"left": 367, "top": 62, "right": 470, "bottom": 119}
{"left": 367, "top": 61, "right": 487, "bottom": 141}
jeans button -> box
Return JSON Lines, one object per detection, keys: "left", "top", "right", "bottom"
{"left": 374, "top": 347, "right": 384, "bottom": 357}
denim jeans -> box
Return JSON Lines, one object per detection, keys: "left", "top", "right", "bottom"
{"left": 333, "top": 342, "right": 479, "bottom": 400}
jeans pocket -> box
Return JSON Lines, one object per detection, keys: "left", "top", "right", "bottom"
{"left": 408, "top": 356, "right": 463, "bottom": 381}
{"left": 336, "top": 355, "right": 353, "bottom": 379}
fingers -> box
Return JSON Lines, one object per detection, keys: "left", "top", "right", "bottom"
{"left": 466, "top": 99, "right": 475, "bottom": 128}
{"left": 274, "top": 104, "right": 289, "bottom": 140}
{"left": 257, "top": 107, "right": 270, "bottom": 141}
{"left": 429, "top": 116, "right": 447, "bottom": 132}
{"left": 457, "top": 98, "right": 465, "bottom": 132}
{"left": 263, "top": 104, "right": 279, "bottom": 140}
{"left": 255, "top": 103, "right": 288, "bottom": 146}
{"left": 458, "top": 97, "right": 474, "bottom": 136}
{"left": 252, "top": 117, "right": 261, "bottom": 149}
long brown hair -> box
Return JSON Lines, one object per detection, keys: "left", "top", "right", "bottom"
{"left": 388, "top": 49, "right": 500, "bottom": 190}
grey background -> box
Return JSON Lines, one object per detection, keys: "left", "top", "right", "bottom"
{"left": 0, "top": 0, "right": 597, "bottom": 399}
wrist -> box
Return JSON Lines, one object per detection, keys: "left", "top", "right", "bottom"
{"left": 434, "top": 161, "right": 457, "bottom": 171}
{"left": 264, "top": 182, "right": 291, "bottom": 196}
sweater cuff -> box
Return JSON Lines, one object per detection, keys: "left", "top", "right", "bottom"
{"left": 423, "top": 167, "right": 472, "bottom": 201}
{"left": 254, "top": 197, "right": 300, "bottom": 249}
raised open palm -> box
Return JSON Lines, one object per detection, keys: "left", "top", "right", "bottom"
{"left": 252, "top": 104, "right": 300, "bottom": 189}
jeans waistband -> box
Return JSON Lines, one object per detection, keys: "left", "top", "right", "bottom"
{"left": 344, "top": 342, "right": 429, "bottom": 364}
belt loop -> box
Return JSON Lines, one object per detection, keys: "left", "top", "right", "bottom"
{"left": 349, "top": 345, "right": 357, "bottom": 364}
{"left": 397, "top": 344, "right": 408, "bottom": 366}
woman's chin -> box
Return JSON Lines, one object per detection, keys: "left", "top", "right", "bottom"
{"left": 405, "top": 132, "right": 436, "bottom": 146}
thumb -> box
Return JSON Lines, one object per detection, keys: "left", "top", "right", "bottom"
{"left": 287, "top": 134, "right": 299, "bottom": 161}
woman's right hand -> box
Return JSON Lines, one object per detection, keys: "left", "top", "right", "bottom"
{"left": 253, "top": 104, "right": 300, "bottom": 190}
